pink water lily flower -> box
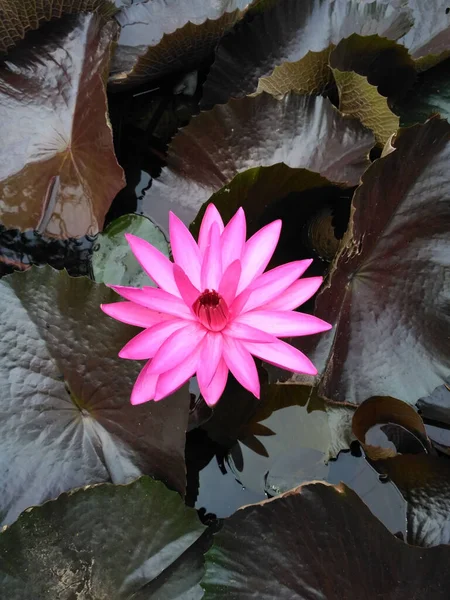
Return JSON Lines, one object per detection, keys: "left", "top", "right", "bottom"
{"left": 101, "top": 205, "right": 331, "bottom": 406}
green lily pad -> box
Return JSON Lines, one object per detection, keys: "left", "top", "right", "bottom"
{"left": 92, "top": 214, "right": 169, "bottom": 287}
{"left": 109, "top": 0, "right": 249, "bottom": 88}
{"left": 0, "top": 477, "right": 207, "bottom": 599}
{"left": 0, "top": 266, "right": 190, "bottom": 525}
{"left": 143, "top": 93, "right": 374, "bottom": 225}
{"left": 0, "top": 14, "right": 125, "bottom": 238}
{"left": 287, "top": 117, "right": 450, "bottom": 406}
{"left": 202, "top": 481, "right": 450, "bottom": 599}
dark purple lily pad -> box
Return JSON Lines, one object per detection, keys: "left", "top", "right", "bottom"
{"left": 0, "top": 477, "right": 207, "bottom": 599}
{"left": 0, "top": 14, "right": 125, "bottom": 238}
{"left": 287, "top": 117, "right": 450, "bottom": 406}
{"left": 201, "top": 0, "right": 413, "bottom": 107}
{"left": 109, "top": 0, "right": 249, "bottom": 88}
{"left": 0, "top": 266, "right": 190, "bottom": 525}
{"left": 202, "top": 481, "right": 450, "bottom": 599}
{"left": 143, "top": 93, "right": 374, "bottom": 227}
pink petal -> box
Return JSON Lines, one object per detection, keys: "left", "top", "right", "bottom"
{"left": 201, "top": 222, "right": 223, "bottom": 290}
{"left": 119, "top": 319, "right": 187, "bottom": 359}
{"left": 241, "top": 260, "right": 313, "bottom": 313}
{"left": 229, "top": 287, "right": 252, "bottom": 318}
{"left": 169, "top": 212, "right": 202, "bottom": 289}
{"left": 125, "top": 233, "right": 180, "bottom": 296}
{"left": 221, "top": 207, "right": 246, "bottom": 270}
{"left": 200, "top": 358, "right": 229, "bottom": 407}
{"left": 237, "top": 220, "right": 282, "bottom": 294}
{"left": 197, "top": 332, "right": 223, "bottom": 389}
{"left": 173, "top": 264, "right": 200, "bottom": 308}
{"left": 198, "top": 204, "right": 224, "bottom": 254}
{"left": 154, "top": 338, "right": 205, "bottom": 401}
{"left": 262, "top": 277, "right": 324, "bottom": 311}
{"left": 222, "top": 336, "right": 260, "bottom": 398}
{"left": 149, "top": 322, "right": 206, "bottom": 374}
{"left": 236, "top": 310, "right": 332, "bottom": 337}
{"left": 100, "top": 302, "right": 171, "bottom": 328}
{"left": 218, "top": 260, "right": 242, "bottom": 307}
{"left": 130, "top": 360, "right": 159, "bottom": 405}
{"left": 224, "top": 321, "right": 276, "bottom": 343}
{"left": 111, "top": 285, "right": 193, "bottom": 320}
{"left": 242, "top": 339, "right": 318, "bottom": 375}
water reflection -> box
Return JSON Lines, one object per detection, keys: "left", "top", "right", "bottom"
{"left": 195, "top": 403, "right": 407, "bottom": 536}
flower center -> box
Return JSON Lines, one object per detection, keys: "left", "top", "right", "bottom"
{"left": 192, "top": 289, "right": 229, "bottom": 332}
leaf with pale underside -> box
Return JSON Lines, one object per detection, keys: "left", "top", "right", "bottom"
{"left": 202, "top": 482, "right": 450, "bottom": 599}
{"left": 201, "top": 0, "right": 413, "bottom": 107}
{"left": 0, "top": 266, "right": 190, "bottom": 526}
{"left": 109, "top": 0, "right": 250, "bottom": 88}
{"left": 0, "top": 14, "right": 125, "bottom": 238}
{"left": 287, "top": 117, "right": 450, "bottom": 406}
{"left": 0, "top": 0, "right": 117, "bottom": 53}
{"left": 333, "top": 69, "right": 399, "bottom": 145}
{"left": 253, "top": 47, "right": 333, "bottom": 98}
{"left": 0, "top": 477, "right": 207, "bottom": 599}
{"left": 143, "top": 93, "right": 374, "bottom": 226}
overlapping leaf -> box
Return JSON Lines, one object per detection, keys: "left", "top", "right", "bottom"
{"left": 109, "top": 0, "right": 250, "bottom": 88}
{"left": 201, "top": 0, "right": 413, "bottom": 107}
{"left": 0, "top": 477, "right": 207, "bottom": 599}
{"left": 143, "top": 93, "right": 374, "bottom": 225}
{"left": 0, "top": 0, "right": 117, "bottom": 53}
{"left": 0, "top": 266, "right": 190, "bottom": 525}
{"left": 202, "top": 482, "right": 450, "bottom": 599}
{"left": 0, "top": 14, "right": 125, "bottom": 238}
{"left": 92, "top": 214, "right": 170, "bottom": 287}
{"left": 287, "top": 117, "right": 450, "bottom": 406}
{"left": 398, "top": 0, "right": 450, "bottom": 68}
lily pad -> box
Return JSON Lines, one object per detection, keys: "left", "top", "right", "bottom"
{"left": 92, "top": 214, "right": 169, "bottom": 287}
{"left": 0, "top": 266, "right": 190, "bottom": 525}
{"left": 333, "top": 68, "right": 399, "bottom": 145}
{"left": 0, "top": 0, "right": 117, "bottom": 53}
{"left": 201, "top": 0, "right": 413, "bottom": 107}
{"left": 398, "top": 0, "right": 450, "bottom": 67}
{"left": 143, "top": 93, "right": 374, "bottom": 225}
{"left": 0, "top": 14, "right": 125, "bottom": 238}
{"left": 287, "top": 117, "right": 450, "bottom": 405}
{"left": 202, "top": 482, "right": 450, "bottom": 599}
{"left": 109, "top": 0, "right": 249, "bottom": 88}
{"left": 0, "top": 477, "right": 207, "bottom": 599}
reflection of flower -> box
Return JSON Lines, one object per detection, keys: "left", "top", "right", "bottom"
{"left": 101, "top": 205, "right": 331, "bottom": 406}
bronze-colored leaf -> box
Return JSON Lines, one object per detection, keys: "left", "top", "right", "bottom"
{"left": 0, "top": 14, "right": 125, "bottom": 238}
{"left": 352, "top": 396, "right": 431, "bottom": 460}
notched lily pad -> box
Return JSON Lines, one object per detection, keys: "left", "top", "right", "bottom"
{"left": 143, "top": 93, "right": 374, "bottom": 225}
{"left": 0, "top": 477, "right": 207, "bottom": 599}
{"left": 0, "top": 14, "right": 125, "bottom": 238}
{"left": 110, "top": 0, "right": 249, "bottom": 88}
{"left": 0, "top": 266, "right": 190, "bottom": 525}
{"left": 202, "top": 0, "right": 413, "bottom": 107}
{"left": 202, "top": 481, "right": 450, "bottom": 599}
{"left": 288, "top": 117, "right": 450, "bottom": 405}
{"left": 92, "top": 213, "right": 169, "bottom": 287}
